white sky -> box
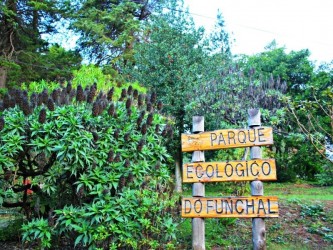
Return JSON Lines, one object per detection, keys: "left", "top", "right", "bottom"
{"left": 184, "top": 0, "right": 333, "bottom": 64}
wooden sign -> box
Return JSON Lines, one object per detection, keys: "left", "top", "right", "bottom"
{"left": 181, "top": 127, "right": 273, "bottom": 152}
{"left": 182, "top": 197, "right": 278, "bottom": 218}
{"left": 183, "top": 159, "right": 276, "bottom": 183}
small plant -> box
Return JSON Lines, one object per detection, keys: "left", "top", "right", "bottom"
{"left": 323, "top": 233, "right": 333, "bottom": 242}
{"left": 21, "top": 218, "right": 52, "bottom": 249}
{"left": 307, "top": 221, "right": 323, "bottom": 234}
{"left": 300, "top": 203, "right": 324, "bottom": 218}
{"left": 271, "top": 236, "right": 287, "bottom": 244}
{"left": 287, "top": 198, "right": 302, "bottom": 205}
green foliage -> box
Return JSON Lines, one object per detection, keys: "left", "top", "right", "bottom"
{"left": 0, "top": 212, "right": 24, "bottom": 241}
{"left": 177, "top": 217, "right": 237, "bottom": 249}
{"left": 273, "top": 133, "right": 326, "bottom": 182}
{"left": 71, "top": 65, "right": 146, "bottom": 97}
{"left": 237, "top": 45, "right": 332, "bottom": 182}
{"left": 66, "top": 0, "right": 160, "bottom": 66}
{"left": 315, "top": 164, "right": 333, "bottom": 186}
{"left": 298, "top": 200, "right": 333, "bottom": 244}
{"left": 242, "top": 43, "right": 314, "bottom": 94}
{"left": 282, "top": 64, "right": 333, "bottom": 182}
{"left": 0, "top": 1, "right": 74, "bottom": 87}
{"left": 36, "top": 45, "right": 82, "bottom": 82}
{"left": 126, "top": 0, "right": 210, "bottom": 133}
{"left": 21, "top": 80, "right": 60, "bottom": 95}
{"left": 0, "top": 82, "right": 176, "bottom": 249}
{"left": 182, "top": 55, "right": 288, "bottom": 135}
{"left": 300, "top": 203, "right": 324, "bottom": 218}
{"left": 22, "top": 218, "right": 52, "bottom": 248}
{"left": 72, "top": 65, "right": 110, "bottom": 90}
{"left": 0, "top": 188, "right": 17, "bottom": 207}
{"left": 3, "top": 44, "right": 81, "bottom": 87}
{"left": 125, "top": 0, "right": 231, "bottom": 169}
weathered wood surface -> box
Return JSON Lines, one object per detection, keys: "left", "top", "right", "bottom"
{"left": 183, "top": 159, "right": 276, "bottom": 183}
{"left": 192, "top": 217, "right": 205, "bottom": 250}
{"left": 191, "top": 116, "right": 205, "bottom": 250}
{"left": 181, "top": 127, "right": 273, "bottom": 152}
{"left": 251, "top": 180, "right": 264, "bottom": 196}
{"left": 249, "top": 109, "right": 267, "bottom": 250}
{"left": 253, "top": 218, "right": 266, "bottom": 250}
{"left": 182, "top": 197, "right": 279, "bottom": 218}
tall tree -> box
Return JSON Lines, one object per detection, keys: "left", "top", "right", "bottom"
{"left": 66, "top": 0, "right": 161, "bottom": 67}
{"left": 125, "top": 0, "right": 232, "bottom": 191}
{"left": 237, "top": 44, "right": 331, "bottom": 181}
{"left": 242, "top": 41, "right": 314, "bottom": 95}
{"left": 0, "top": 0, "right": 66, "bottom": 87}
{"left": 287, "top": 63, "right": 333, "bottom": 163}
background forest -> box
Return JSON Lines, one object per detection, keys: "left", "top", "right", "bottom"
{"left": 0, "top": 0, "right": 332, "bottom": 249}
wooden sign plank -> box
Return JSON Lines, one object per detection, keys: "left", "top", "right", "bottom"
{"left": 182, "top": 196, "right": 278, "bottom": 218}
{"left": 183, "top": 159, "right": 276, "bottom": 183}
{"left": 181, "top": 127, "right": 273, "bottom": 152}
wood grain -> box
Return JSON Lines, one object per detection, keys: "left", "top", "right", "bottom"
{"left": 182, "top": 127, "right": 273, "bottom": 152}
{"left": 182, "top": 196, "right": 279, "bottom": 218}
{"left": 183, "top": 159, "right": 276, "bottom": 183}
{"left": 191, "top": 116, "right": 205, "bottom": 250}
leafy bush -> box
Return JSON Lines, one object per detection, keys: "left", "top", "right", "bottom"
{"left": 0, "top": 83, "right": 177, "bottom": 249}
{"left": 315, "top": 164, "right": 333, "bottom": 186}
{"left": 22, "top": 218, "right": 52, "bottom": 248}
{"left": 274, "top": 132, "right": 327, "bottom": 182}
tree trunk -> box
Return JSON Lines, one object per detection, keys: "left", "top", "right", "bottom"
{"left": 0, "top": 66, "right": 7, "bottom": 88}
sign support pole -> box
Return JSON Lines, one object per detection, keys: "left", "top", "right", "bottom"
{"left": 192, "top": 116, "right": 205, "bottom": 250}
{"left": 248, "top": 109, "right": 266, "bottom": 250}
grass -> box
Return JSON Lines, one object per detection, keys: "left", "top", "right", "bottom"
{"left": 183, "top": 182, "right": 333, "bottom": 200}
{"left": 265, "top": 182, "right": 333, "bottom": 200}
{"left": 178, "top": 181, "right": 333, "bottom": 250}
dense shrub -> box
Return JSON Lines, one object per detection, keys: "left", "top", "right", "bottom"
{"left": 315, "top": 164, "right": 333, "bottom": 186}
{"left": 0, "top": 83, "right": 177, "bottom": 249}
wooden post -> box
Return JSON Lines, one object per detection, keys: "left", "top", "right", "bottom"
{"left": 192, "top": 116, "right": 205, "bottom": 250}
{"left": 248, "top": 109, "right": 266, "bottom": 250}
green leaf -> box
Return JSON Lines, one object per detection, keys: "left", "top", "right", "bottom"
{"left": 75, "top": 234, "right": 84, "bottom": 247}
